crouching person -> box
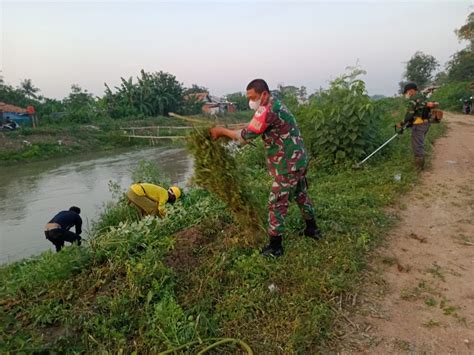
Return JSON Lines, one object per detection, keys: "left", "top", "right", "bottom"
{"left": 126, "top": 183, "right": 181, "bottom": 217}
{"left": 44, "top": 206, "right": 82, "bottom": 252}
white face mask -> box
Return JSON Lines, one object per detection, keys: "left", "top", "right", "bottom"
{"left": 249, "top": 98, "right": 261, "bottom": 111}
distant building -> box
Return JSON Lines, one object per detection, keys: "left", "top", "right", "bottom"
{"left": 186, "top": 92, "right": 237, "bottom": 115}
{"left": 0, "top": 102, "right": 37, "bottom": 126}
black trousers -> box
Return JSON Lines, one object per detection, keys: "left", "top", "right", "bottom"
{"left": 44, "top": 229, "right": 81, "bottom": 252}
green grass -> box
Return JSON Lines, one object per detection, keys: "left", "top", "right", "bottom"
{"left": 0, "top": 122, "right": 444, "bottom": 353}
{"left": 0, "top": 130, "right": 138, "bottom": 164}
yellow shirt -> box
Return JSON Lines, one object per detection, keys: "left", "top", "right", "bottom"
{"left": 130, "top": 183, "right": 169, "bottom": 217}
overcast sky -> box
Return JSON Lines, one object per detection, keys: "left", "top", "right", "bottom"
{"left": 1, "top": 0, "right": 472, "bottom": 99}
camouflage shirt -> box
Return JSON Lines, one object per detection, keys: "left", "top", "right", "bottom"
{"left": 240, "top": 99, "right": 308, "bottom": 176}
{"left": 404, "top": 93, "right": 428, "bottom": 124}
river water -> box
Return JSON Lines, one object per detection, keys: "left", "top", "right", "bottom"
{"left": 0, "top": 147, "right": 193, "bottom": 264}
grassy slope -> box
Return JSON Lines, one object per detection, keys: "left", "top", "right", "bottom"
{"left": 0, "top": 121, "right": 444, "bottom": 353}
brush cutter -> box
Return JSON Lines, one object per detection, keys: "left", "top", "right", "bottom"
{"left": 353, "top": 123, "right": 408, "bottom": 169}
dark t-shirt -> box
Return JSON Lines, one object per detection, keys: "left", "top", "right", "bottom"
{"left": 49, "top": 211, "right": 82, "bottom": 235}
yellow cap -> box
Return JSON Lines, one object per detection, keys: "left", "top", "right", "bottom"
{"left": 169, "top": 186, "right": 181, "bottom": 200}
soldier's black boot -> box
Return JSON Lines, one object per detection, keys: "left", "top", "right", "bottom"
{"left": 304, "top": 219, "right": 322, "bottom": 240}
{"left": 261, "top": 235, "right": 284, "bottom": 257}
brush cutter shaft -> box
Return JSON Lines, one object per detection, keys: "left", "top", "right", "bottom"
{"left": 357, "top": 133, "right": 399, "bottom": 166}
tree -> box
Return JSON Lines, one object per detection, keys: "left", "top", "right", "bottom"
{"left": 185, "top": 84, "right": 208, "bottom": 94}
{"left": 277, "top": 84, "right": 299, "bottom": 96}
{"left": 455, "top": 12, "right": 474, "bottom": 50}
{"left": 403, "top": 51, "right": 439, "bottom": 89}
{"left": 444, "top": 12, "right": 474, "bottom": 82}
{"left": 446, "top": 49, "right": 474, "bottom": 82}
{"left": 0, "top": 80, "right": 40, "bottom": 108}
{"left": 225, "top": 92, "right": 248, "bottom": 111}
{"left": 19, "top": 78, "right": 40, "bottom": 99}
{"left": 103, "top": 69, "right": 184, "bottom": 118}
{"left": 434, "top": 71, "right": 449, "bottom": 85}
{"left": 64, "top": 85, "right": 94, "bottom": 110}
{"left": 298, "top": 86, "right": 307, "bottom": 102}
{"left": 63, "top": 84, "right": 96, "bottom": 123}
{"left": 274, "top": 84, "right": 300, "bottom": 107}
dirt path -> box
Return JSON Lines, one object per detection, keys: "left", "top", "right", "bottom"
{"left": 344, "top": 112, "right": 474, "bottom": 353}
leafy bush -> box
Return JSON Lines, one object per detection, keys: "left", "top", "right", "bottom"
{"left": 431, "top": 81, "right": 472, "bottom": 111}
{"left": 225, "top": 92, "right": 250, "bottom": 111}
{"left": 298, "top": 69, "right": 383, "bottom": 164}
{"left": 178, "top": 94, "right": 203, "bottom": 115}
{"left": 445, "top": 49, "right": 474, "bottom": 83}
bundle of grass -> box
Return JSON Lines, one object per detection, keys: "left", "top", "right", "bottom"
{"left": 187, "top": 126, "right": 264, "bottom": 243}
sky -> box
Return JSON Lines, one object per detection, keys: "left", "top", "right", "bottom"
{"left": 1, "top": 0, "right": 472, "bottom": 99}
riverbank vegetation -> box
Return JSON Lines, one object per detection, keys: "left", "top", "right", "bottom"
{"left": 1, "top": 9, "right": 470, "bottom": 353}
{"left": 0, "top": 69, "right": 253, "bottom": 164}
{"left": 0, "top": 69, "right": 445, "bottom": 352}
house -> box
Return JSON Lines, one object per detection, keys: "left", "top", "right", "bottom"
{"left": 0, "top": 102, "right": 37, "bottom": 127}
{"left": 186, "top": 92, "right": 237, "bottom": 115}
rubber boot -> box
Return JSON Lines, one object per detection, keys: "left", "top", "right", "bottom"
{"left": 414, "top": 156, "right": 425, "bottom": 171}
{"left": 304, "top": 219, "right": 323, "bottom": 240}
{"left": 261, "top": 235, "right": 284, "bottom": 257}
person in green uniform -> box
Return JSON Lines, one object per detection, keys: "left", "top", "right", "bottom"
{"left": 397, "top": 83, "right": 438, "bottom": 170}
{"left": 210, "top": 79, "right": 321, "bottom": 257}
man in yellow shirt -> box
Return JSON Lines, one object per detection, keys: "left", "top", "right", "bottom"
{"left": 126, "top": 183, "right": 181, "bottom": 217}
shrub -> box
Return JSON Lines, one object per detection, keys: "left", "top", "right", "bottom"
{"left": 431, "top": 81, "right": 472, "bottom": 111}
{"left": 298, "top": 69, "right": 384, "bottom": 164}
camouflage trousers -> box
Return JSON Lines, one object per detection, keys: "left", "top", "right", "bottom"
{"left": 268, "top": 169, "right": 316, "bottom": 237}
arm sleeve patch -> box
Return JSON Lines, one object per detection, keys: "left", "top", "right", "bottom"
{"left": 247, "top": 105, "right": 269, "bottom": 134}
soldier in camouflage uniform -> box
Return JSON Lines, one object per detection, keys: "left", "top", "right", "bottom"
{"left": 397, "top": 83, "right": 438, "bottom": 170}
{"left": 210, "top": 79, "right": 321, "bottom": 257}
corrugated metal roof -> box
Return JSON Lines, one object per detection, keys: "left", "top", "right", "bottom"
{"left": 0, "top": 102, "right": 27, "bottom": 114}
{"left": 185, "top": 92, "right": 210, "bottom": 102}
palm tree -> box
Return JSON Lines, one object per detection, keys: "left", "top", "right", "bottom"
{"left": 20, "top": 79, "right": 40, "bottom": 99}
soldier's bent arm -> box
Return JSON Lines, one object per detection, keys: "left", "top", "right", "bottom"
{"left": 240, "top": 105, "right": 275, "bottom": 141}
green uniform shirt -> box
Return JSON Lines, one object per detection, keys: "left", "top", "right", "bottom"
{"left": 241, "top": 99, "right": 308, "bottom": 176}
{"left": 404, "top": 93, "right": 428, "bottom": 124}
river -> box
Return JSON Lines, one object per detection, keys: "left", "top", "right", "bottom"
{"left": 0, "top": 147, "right": 193, "bottom": 264}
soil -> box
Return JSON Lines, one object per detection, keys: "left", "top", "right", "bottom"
{"left": 165, "top": 226, "right": 206, "bottom": 273}
{"left": 341, "top": 112, "right": 474, "bottom": 353}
